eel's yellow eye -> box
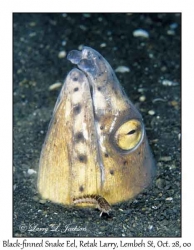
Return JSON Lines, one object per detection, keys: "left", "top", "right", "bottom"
{"left": 114, "top": 119, "right": 143, "bottom": 151}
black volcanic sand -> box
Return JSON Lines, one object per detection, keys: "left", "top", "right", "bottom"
{"left": 13, "top": 13, "right": 181, "bottom": 237}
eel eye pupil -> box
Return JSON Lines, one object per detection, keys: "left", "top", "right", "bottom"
{"left": 127, "top": 129, "right": 136, "bottom": 135}
{"left": 114, "top": 119, "right": 143, "bottom": 151}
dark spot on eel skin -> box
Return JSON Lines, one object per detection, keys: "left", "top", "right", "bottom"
{"left": 97, "top": 87, "right": 101, "bottom": 91}
{"left": 75, "top": 132, "right": 84, "bottom": 142}
{"left": 110, "top": 170, "right": 114, "bottom": 175}
{"left": 79, "top": 186, "right": 84, "bottom": 192}
{"left": 74, "top": 87, "right": 79, "bottom": 91}
{"left": 73, "top": 77, "right": 78, "bottom": 81}
{"left": 123, "top": 160, "right": 128, "bottom": 165}
{"left": 73, "top": 104, "right": 81, "bottom": 115}
{"left": 100, "top": 125, "right": 104, "bottom": 130}
{"left": 104, "top": 153, "right": 109, "bottom": 158}
{"left": 78, "top": 154, "right": 87, "bottom": 163}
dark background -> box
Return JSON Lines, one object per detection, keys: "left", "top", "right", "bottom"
{"left": 13, "top": 13, "right": 181, "bottom": 237}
